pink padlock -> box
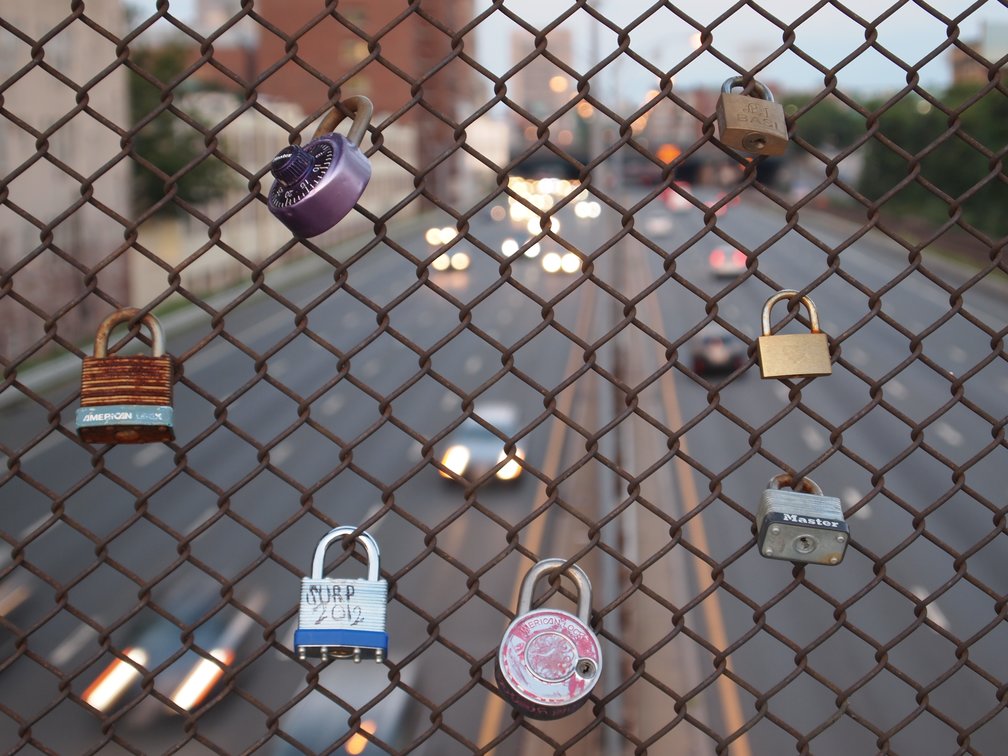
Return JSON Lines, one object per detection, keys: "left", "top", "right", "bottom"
{"left": 495, "top": 558, "right": 602, "bottom": 720}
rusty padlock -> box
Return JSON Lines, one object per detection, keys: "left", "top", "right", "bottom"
{"left": 716, "top": 76, "right": 788, "bottom": 156}
{"left": 268, "top": 95, "right": 373, "bottom": 238}
{"left": 495, "top": 558, "right": 602, "bottom": 720}
{"left": 76, "top": 308, "right": 174, "bottom": 444}
{"left": 756, "top": 290, "right": 832, "bottom": 379}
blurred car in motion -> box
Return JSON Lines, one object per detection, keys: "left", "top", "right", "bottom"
{"left": 708, "top": 247, "right": 747, "bottom": 278}
{"left": 272, "top": 662, "right": 419, "bottom": 754}
{"left": 691, "top": 329, "right": 747, "bottom": 376}
{"left": 81, "top": 589, "right": 263, "bottom": 720}
{"left": 541, "top": 251, "right": 581, "bottom": 274}
{"left": 662, "top": 181, "right": 693, "bottom": 211}
{"left": 439, "top": 403, "right": 525, "bottom": 484}
{"left": 426, "top": 225, "right": 470, "bottom": 272}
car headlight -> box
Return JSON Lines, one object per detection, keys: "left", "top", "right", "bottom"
{"left": 560, "top": 252, "right": 580, "bottom": 273}
{"left": 495, "top": 449, "right": 524, "bottom": 480}
{"left": 450, "top": 251, "right": 470, "bottom": 270}
{"left": 524, "top": 242, "right": 541, "bottom": 258}
{"left": 440, "top": 445, "right": 470, "bottom": 477}
{"left": 541, "top": 252, "right": 562, "bottom": 273}
{"left": 432, "top": 254, "right": 451, "bottom": 271}
{"left": 83, "top": 647, "right": 148, "bottom": 712}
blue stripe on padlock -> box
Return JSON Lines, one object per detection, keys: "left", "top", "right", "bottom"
{"left": 75, "top": 405, "right": 173, "bottom": 428}
{"left": 294, "top": 628, "right": 388, "bottom": 651}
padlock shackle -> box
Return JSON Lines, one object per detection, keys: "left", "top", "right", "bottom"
{"left": 311, "top": 526, "right": 380, "bottom": 582}
{"left": 766, "top": 473, "right": 824, "bottom": 496}
{"left": 517, "top": 558, "right": 591, "bottom": 624}
{"left": 761, "top": 289, "right": 821, "bottom": 336}
{"left": 312, "top": 96, "right": 373, "bottom": 147}
{"left": 92, "top": 307, "right": 165, "bottom": 358}
{"left": 721, "top": 76, "right": 775, "bottom": 103}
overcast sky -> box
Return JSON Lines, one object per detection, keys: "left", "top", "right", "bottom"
{"left": 471, "top": 0, "right": 1007, "bottom": 98}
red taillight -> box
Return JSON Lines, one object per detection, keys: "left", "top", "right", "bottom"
{"left": 710, "top": 249, "right": 725, "bottom": 266}
{"left": 732, "top": 250, "right": 746, "bottom": 266}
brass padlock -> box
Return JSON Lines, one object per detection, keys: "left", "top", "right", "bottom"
{"left": 756, "top": 290, "right": 832, "bottom": 379}
{"left": 76, "top": 308, "right": 174, "bottom": 444}
{"left": 716, "top": 77, "right": 788, "bottom": 156}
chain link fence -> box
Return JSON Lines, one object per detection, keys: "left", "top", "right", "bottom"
{"left": 1, "top": 1, "right": 1006, "bottom": 754}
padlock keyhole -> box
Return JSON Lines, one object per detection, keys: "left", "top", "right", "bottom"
{"left": 794, "top": 535, "right": 817, "bottom": 554}
{"left": 575, "top": 659, "right": 596, "bottom": 679}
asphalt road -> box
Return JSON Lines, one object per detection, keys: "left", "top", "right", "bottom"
{"left": 1, "top": 181, "right": 1005, "bottom": 755}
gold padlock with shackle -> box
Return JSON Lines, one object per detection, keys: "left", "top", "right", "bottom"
{"left": 757, "top": 290, "right": 832, "bottom": 379}
{"left": 716, "top": 76, "right": 788, "bottom": 156}
{"left": 76, "top": 308, "right": 174, "bottom": 444}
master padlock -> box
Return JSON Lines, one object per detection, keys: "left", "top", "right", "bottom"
{"left": 268, "top": 95, "right": 373, "bottom": 238}
{"left": 76, "top": 308, "right": 174, "bottom": 444}
{"left": 495, "top": 559, "right": 602, "bottom": 720}
{"left": 757, "top": 290, "right": 832, "bottom": 379}
{"left": 716, "top": 77, "right": 788, "bottom": 156}
{"left": 757, "top": 474, "right": 849, "bottom": 565}
{"left": 294, "top": 526, "right": 388, "bottom": 663}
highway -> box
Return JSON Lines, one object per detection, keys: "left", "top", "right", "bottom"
{"left": 1, "top": 180, "right": 1006, "bottom": 755}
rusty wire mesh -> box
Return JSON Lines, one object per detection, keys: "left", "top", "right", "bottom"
{"left": 1, "top": 1, "right": 1007, "bottom": 754}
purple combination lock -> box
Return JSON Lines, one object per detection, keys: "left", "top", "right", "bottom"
{"left": 267, "top": 95, "right": 373, "bottom": 238}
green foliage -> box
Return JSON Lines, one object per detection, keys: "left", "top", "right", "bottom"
{"left": 858, "top": 85, "right": 1008, "bottom": 237}
{"left": 129, "top": 44, "right": 232, "bottom": 216}
{"left": 783, "top": 95, "right": 865, "bottom": 149}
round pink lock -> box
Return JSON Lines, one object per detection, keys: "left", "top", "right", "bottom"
{"left": 495, "top": 559, "right": 602, "bottom": 719}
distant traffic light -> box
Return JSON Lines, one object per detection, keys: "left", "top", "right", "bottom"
{"left": 657, "top": 143, "right": 681, "bottom": 164}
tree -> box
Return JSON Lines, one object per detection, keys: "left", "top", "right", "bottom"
{"left": 128, "top": 43, "right": 233, "bottom": 217}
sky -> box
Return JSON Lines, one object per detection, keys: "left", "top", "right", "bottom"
{"left": 126, "top": 0, "right": 1007, "bottom": 100}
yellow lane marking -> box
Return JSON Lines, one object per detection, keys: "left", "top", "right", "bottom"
{"left": 476, "top": 283, "right": 598, "bottom": 753}
{"left": 636, "top": 260, "right": 754, "bottom": 756}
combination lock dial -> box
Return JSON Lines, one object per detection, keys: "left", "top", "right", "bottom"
{"left": 267, "top": 96, "right": 373, "bottom": 238}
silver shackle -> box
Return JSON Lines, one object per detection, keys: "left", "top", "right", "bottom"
{"left": 767, "top": 473, "right": 824, "bottom": 496}
{"left": 93, "top": 307, "right": 165, "bottom": 358}
{"left": 721, "top": 76, "right": 775, "bottom": 103}
{"left": 517, "top": 558, "right": 592, "bottom": 624}
{"left": 311, "top": 526, "right": 381, "bottom": 582}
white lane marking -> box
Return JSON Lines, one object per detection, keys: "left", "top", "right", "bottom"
{"left": 321, "top": 395, "right": 345, "bottom": 416}
{"left": 801, "top": 425, "right": 825, "bottom": 451}
{"left": 773, "top": 384, "right": 789, "bottom": 402}
{"left": 464, "top": 356, "right": 483, "bottom": 375}
{"left": 362, "top": 501, "right": 385, "bottom": 531}
{"left": 911, "top": 586, "right": 950, "bottom": 630}
{"left": 497, "top": 309, "right": 514, "bottom": 325}
{"left": 51, "top": 624, "right": 96, "bottom": 666}
{"left": 132, "top": 445, "right": 168, "bottom": 468}
{"left": 409, "top": 441, "right": 423, "bottom": 461}
{"left": 270, "top": 359, "right": 289, "bottom": 378}
{"left": 933, "top": 422, "right": 963, "bottom": 447}
{"left": 440, "top": 392, "right": 459, "bottom": 412}
{"left": 947, "top": 345, "right": 967, "bottom": 363}
{"left": 847, "top": 346, "right": 869, "bottom": 366}
{"left": 342, "top": 311, "right": 360, "bottom": 329}
{"left": 271, "top": 442, "right": 294, "bottom": 465}
{"left": 843, "top": 487, "right": 872, "bottom": 519}
{"left": 185, "top": 343, "right": 230, "bottom": 373}
{"left": 886, "top": 379, "right": 907, "bottom": 400}
{"left": 362, "top": 359, "right": 381, "bottom": 377}
{"left": 184, "top": 506, "right": 218, "bottom": 533}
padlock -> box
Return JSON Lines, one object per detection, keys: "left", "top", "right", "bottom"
{"left": 267, "top": 96, "right": 373, "bottom": 238}
{"left": 76, "top": 308, "right": 174, "bottom": 444}
{"left": 756, "top": 290, "right": 832, "bottom": 379}
{"left": 715, "top": 77, "right": 788, "bottom": 156}
{"left": 757, "top": 474, "right": 849, "bottom": 565}
{"left": 294, "top": 526, "right": 388, "bottom": 663}
{"left": 495, "top": 558, "right": 602, "bottom": 720}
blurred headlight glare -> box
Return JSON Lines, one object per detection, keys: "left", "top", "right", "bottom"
{"left": 170, "top": 648, "right": 233, "bottom": 711}
{"left": 501, "top": 238, "right": 518, "bottom": 256}
{"left": 560, "top": 253, "right": 581, "bottom": 273}
{"left": 83, "top": 647, "right": 148, "bottom": 712}
{"left": 346, "top": 721, "right": 378, "bottom": 755}
{"left": 440, "top": 445, "right": 470, "bottom": 477}
{"left": 525, "top": 242, "right": 541, "bottom": 258}
{"left": 495, "top": 449, "right": 524, "bottom": 480}
{"left": 542, "top": 252, "right": 562, "bottom": 273}
{"left": 450, "top": 252, "right": 470, "bottom": 271}
{"left": 439, "top": 226, "right": 458, "bottom": 244}
{"left": 432, "top": 254, "right": 451, "bottom": 271}
{"left": 424, "top": 227, "right": 441, "bottom": 245}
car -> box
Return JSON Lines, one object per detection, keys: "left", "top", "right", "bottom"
{"left": 690, "top": 329, "right": 747, "bottom": 376}
{"left": 708, "top": 247, "right": 747, "bottom": 278}
{"left": 438, "top": 403, "right": 526, "bottom": 483}
{"left": 272, "top": 662, "right": 419, "bottom": 754}
{"left": 541, "top": 251, "right": 581, "bottom": 274}
{"left": 80, "top": 587, "right": 264, "bottom": 719}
